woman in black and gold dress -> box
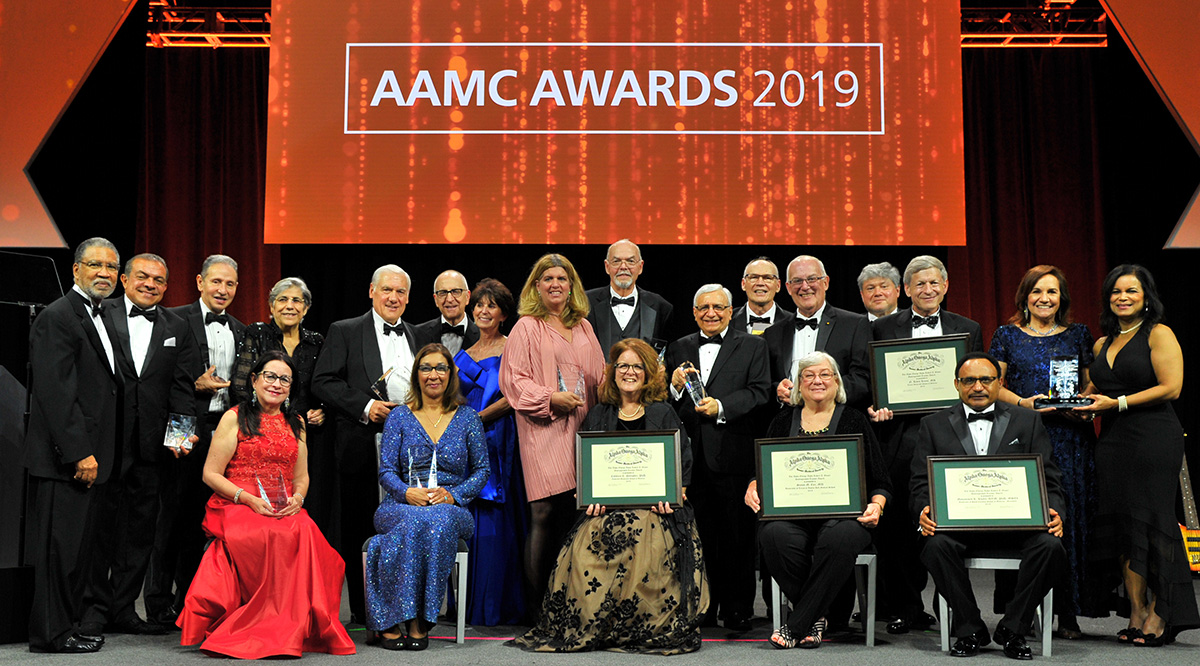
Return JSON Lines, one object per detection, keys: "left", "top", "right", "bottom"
{"left": 1078, "top": 264, "right": 1199, "bottom": 646}
{"left": 515, "top": 338, "right": 708, "bottom": 655}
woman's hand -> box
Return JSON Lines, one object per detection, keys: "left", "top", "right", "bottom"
{"left": 857, "top": 501, "right": 883, "bottom": 528}
{"left": 744, "top": 480, "right": 761, "bottom": 513}
{"left": 405, "top": 487, "right": 431, "bottom": 506}
{"left": 428, "top": 487, "right": 456, "bottom": 506}
{"left": 1015, "top": 394, "right": 1056, "bottom": 414}
{"left": 242, "top": 493, "right": 277, "bottom": 517}
{"left": 276, "top": 494, "right": 304, "bottom": 518}
{"left": 650, "top": 501, "right": 674, "bottom": 515}
{"left": 867, "top": 406, "right": 894, "bottom": 422}
{"left": 1074, "top": 393, "right": 1116, "bottom": 413}
{"left": 550, "top": 391, "right": 585, "bottom": 413}
{"left": 306, "top": 408, "right": 325, "bottom": 427}
{"left": 586, "top": 504, "right": 607, "bottom": 516}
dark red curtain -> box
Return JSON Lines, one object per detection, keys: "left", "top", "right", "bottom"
{"left": 137, "top": 47, "right": 279, "bottom": 324}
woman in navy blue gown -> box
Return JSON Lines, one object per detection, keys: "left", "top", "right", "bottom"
{"left": 365, "top": 344, "right": 489, "bottom": 650}
{"left": 989, "top": 266, "right": 1099, "bottom": 635}
{"left": 453, "top": 278, "right": 528, "bottom": 625}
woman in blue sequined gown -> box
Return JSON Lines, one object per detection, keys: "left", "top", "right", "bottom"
{"left": 365, "top": 344, "right": 489, "bottom": 651}
{"left": 453, "top": 278, "right": 527, "bottom": 625}
{"left": 989, "top": 266, "right": 1100, "bottom": 633}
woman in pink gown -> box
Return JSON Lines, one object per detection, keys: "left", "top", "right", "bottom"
{"left": 178, "top": 351, "right": 355, "bottom": 658}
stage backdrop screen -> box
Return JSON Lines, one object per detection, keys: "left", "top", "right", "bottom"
{"left": 264, "top": 0, "right": 964, "bottom": 245}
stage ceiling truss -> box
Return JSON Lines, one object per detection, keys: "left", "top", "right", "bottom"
{"left": 145, "top": 2, "right": 1107, "bottom": 49}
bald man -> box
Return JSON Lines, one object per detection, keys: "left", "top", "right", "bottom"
{"left": 584, "top": 239, "right": 673, "bottom": 355}
{"left": 414, "top": 270, "right": 479, "bottom": 354}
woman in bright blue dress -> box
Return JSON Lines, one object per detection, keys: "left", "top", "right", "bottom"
{"left": 989, "top": 266, "right": 1100, "bottom": 635}
{"left": 453, "top": 278, "right": 528, "bottom": 625}
{"left": 365, "top": 344, "right": 489, "bottom": 651}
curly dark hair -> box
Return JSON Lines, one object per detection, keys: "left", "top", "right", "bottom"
{"left": 468, "top": 278, "right": 516, "bottom": 334}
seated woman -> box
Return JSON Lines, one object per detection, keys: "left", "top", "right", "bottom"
{"left": 178, "top": 351, "right": 355, "bottom": 659}
{"left": 366, "top": 344, "right": 490, "bottom": 651}
{"left": 516, "top": 338, "right": 709, "bottom": 655}
{"left": 744, "top": 351, "right": 891, "bottom": 649}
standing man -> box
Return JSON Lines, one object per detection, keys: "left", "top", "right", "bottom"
{"left": 732, "top": 256, "right": 794, "bottom": 334}
{"left": 414, "top": 269, "right": 478, "bottom": 355}
{"left": 585, "top": 239, "right": 673, "bottom": 355}
{"left": 872, "top": 254, "right": 983, "bottom": 635}
{"left": 666, "top": 284, "right": 771, "bottom": 631}
{"left": 764, "top": 255, "right": 872, "bottom": 406}
{"left": 911, "top": 352, "right": 1065, "bottom": 659}
{"left": 24, "top": 238, "right": 122, "bottom": 653}
{"left": 144, "top": 254, "right": 244, "bottom": 628}
{"left": 312, "top": 264, "right": 418, "bottom": 624}
{"left": 81, "top": 254, "right": 195, "bottom": 637}
{"left": 857, "top": 262, "right": 901, "bottom": 321}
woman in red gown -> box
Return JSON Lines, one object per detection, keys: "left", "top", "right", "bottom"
{"left": 178, "top": 351, "right": 355, "bottom": 658}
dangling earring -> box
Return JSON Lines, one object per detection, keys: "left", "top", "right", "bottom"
{"left": 1023, "top": 307, "right": 1029, "bottom": 322}
{"left": 251, "top": 391, "right": 258, "bottom": 405}
{"left": 284, "top": 397, "right": 291, "bottom": 412}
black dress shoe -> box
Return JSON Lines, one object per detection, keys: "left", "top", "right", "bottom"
{"left": 887, "top": 612, "right": 935, "bottom": 634}
{"left": 148, "top": 610, "right": 180, "bottom": 629}
{"left": 405, "top": 635, "right": 429, "bottom": 651}
{"left": 993, "top": 625, "right": 1033, "bottom": 660}
{"left": 30, "top": 634, "right": 103, "bottom": 654}
{"left": 109, "top": 615, "right": 171, "bottom": 636}
{"left": 724, "top": 614, "right": 752, "bottom": 632}
{"left": 950, "top": 634, "right": 982, "bottom": 658}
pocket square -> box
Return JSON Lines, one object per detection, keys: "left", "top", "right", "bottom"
{"left": 164, "top": 337, "right": 176, "bottom": 347}
{"left": 1006, "top": 438, "right": 1019, "bottom": 447}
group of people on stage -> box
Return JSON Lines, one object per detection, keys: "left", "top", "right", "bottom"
{"left": 23, "top": 236, "right": 1197, "bottom": 660}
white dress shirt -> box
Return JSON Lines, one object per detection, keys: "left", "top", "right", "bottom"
{"left": 790, "top": 302, "right": 827, "bottom": 379}
{"left": 910, "top": 308, "right": 944, "bottom": 338}
{"left": 745, "top": 302, "right": 779, "bottom": 334}
{"left": 124, "top": 295, "right": 155, "bottom": 376}
{"left": 438, "top": 314, "right": 470, "bottom": 355}
{"left": 199, "top": 300, "right": 235, "bottom": 413}
{"left": 963, "top": 403, "right": 996, "bottom": 456}
{"left": 74, "top": 285, "right": 115, "bottom": 373}
{"left": 609, "top": 286, "right": 638, "bottom": 330}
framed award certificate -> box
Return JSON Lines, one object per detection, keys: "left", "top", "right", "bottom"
{"left": 575, "top": 430, "right": 683, "bottom": 509}
{"left": 755, "top": 435, "right": 867, "bottom": 520}
{"left": 927, "top": 454, "right": 1050, "bottom": 531}
{"left": 869, "top": 334, "right": 970, "bottom": 415}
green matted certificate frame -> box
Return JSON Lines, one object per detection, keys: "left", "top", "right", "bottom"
{"left": 755, "top": 435, "right": 867, "bottom": 520}
{"left": 928, "top": 454, "right": 1050, "bottom": 532}
{"left": 575, "top": 430, "right": 683, "bottom": 509}
{"left": 869, "top": 333, "right": 969, "bottom": 415}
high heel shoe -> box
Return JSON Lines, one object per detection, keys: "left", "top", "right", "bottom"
{"left": 1134, "top": 625, "right": 1173, "bottom": 647}
{"left": 769, "top": 625, "right": 797, "bottom": 649}
{"left": 1116, "top": 627, "right": 1143, "bottom": 645}
{"left": 799, "top": 617, "right": 826, "bottom": 649}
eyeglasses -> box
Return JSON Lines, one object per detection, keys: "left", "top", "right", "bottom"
{"left": 82, "top": 261, "right": 120, "bottom": 272}
{"left": 614, "top": 362, "right": 645, "bottom": 373}
{"left": 787, "top": 275, "right": 827, "bottom": 287}
{"left": 274, "top": 295, "right": 306, "bottom": 306}
{"left": 418, "top": 363, "right": 451, "bottom": 375}
{"left": 956, "top": 376, "right": 998, "bottom": 387}
{"left": 607, "top": 257, "right": 640, "bottom": 267}
{"left": 744, "top": 273, "right": 779, "bottom": 282}
{"left": 434, "top": 288, "right": 466, "bottom": 299}
{"left": 800, "top": 371, "right": 836, "bottom": 383}
{"left": 694, "top": 304, "right": 730, "bottom": 313}
{"left": 258, "top": 371, "right": 293, "bottom": 386}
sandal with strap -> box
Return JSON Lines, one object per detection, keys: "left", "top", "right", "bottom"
{"left": 799, "top": 616, "right": 826, "bottom": 649}
{"left": 769, "top": 625, "right": 797, "bottom": 649}
{"left": 1116, "top": 627, "right": 1143, "bottom": 645}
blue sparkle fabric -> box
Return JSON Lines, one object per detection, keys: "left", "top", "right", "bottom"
{"left": 990, "top": 323, "right": 1102, "bottom": 616}
{"left": 365, "top": 405, "right": 490, "bottom": 630}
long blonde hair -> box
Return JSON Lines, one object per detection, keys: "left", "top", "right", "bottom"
{"left": 516, "top": 253, "right": 590, "bottom": 328}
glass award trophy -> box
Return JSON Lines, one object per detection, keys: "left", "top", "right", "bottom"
{"left": 408, "top": 444, "right": 439, "bottom": 489}
{"left": 256, "top": 472, "right": 290, "bottom": 512}
{"left": 1033, "top": 356, "right": 1092, "bottom": 409}
{"left": 680, "top": 361, "right": 707, "bottom": 405}
{"left": 371, "top": 368, "right": 394, "bottom": 401}
{"left": 162, "top": 413, "right": 197, "bottom": 452}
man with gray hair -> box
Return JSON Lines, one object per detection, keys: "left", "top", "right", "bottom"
{"left": 145, "top": 254, "right": 245, "bottom": 628}
{"left": 665, "top": 284, "right": 770, "bottom": 631}
{"left": 313, "top": 264, "right": 419, "bottom": 624}
{"left": 585, "top": 239, "right": 673, "bottom": 354}
{"left": 733, "top": 256, "right": 794, "bottom": 334}
{"left": 857, "top": 261, "right": 901, "bottom": 321}
{"left": 415, "top": 269, "right": 479, "bottom": 354}
{"left": 24, "top": 237, "right": 122, "bottom": 652}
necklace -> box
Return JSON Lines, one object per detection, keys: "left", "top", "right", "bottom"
{"left": 419, "top": 409, "right": 445, "bottom": 429}
{"left": 618, "top": 404, "right": 644, "bottom": 419}
{"left": 1028, "top": 323, "right": 1059, "bottom": 337}
{"left": 1119, "top": 320, "right": 1143, "bottom": 335}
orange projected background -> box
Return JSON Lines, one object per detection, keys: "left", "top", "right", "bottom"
{"left": 264, "top": 0, "right": 964, "bottom": 246}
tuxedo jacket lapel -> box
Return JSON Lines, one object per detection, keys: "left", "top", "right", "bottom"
{"left": 72, "top": 293, "right": 117, "bottom": 381}
{"left": 894, "top": 310, "right": 915, "bottom": 339}
{"left": 360, "top": 313, "right": 385, "bottom": 384}
{"left": 815, "top": 306, "right": 835, "bottom": 352}
{"left": 186, "top": 304, "right": 210, "bottom": 366}
{"left": 637, "top": 289, "right": 657, "bottom": 340}
{"left": 947, "top": 407, "right": 975, "bottom": 456}
{"left": 144, "top": 313, "right": 170, "bottom": 373}
{"left": 105, "top": 301, "right": 135, "bottom": 375}
{"left": 706, "top": 331, "right": 739, "bottom": 388}
{"left": 987, "top": 405, "right": 1013, "bottom": 455}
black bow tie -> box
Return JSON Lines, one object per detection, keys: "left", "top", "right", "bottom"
{"left": 205, "top": 312, "right": 228, "bottom": 326}
{"left": 90, "top": 304, "right": 103, "bottom": 319}
{"left": 967, "top": 411, "right": 995, "bottom": 422}
{"left": 748, "top": 315, "right": 771, "bottom": 325}
{"left": 383, "top": 323, "right": 405, "bottom": 336}
{"left": 795, "top": 317, "right": 819, "bottom": 331}
{"left": 130, "top": 306, "right": 157, "bottom": 322}
{"left": 440, "top": 322, "right": 465, "bottom": 337}
{"left": 913, "top": 314, "right": 939, "bottom": 329}
{"left": 611, "top": 296, "right": 635, "bottom": 307}
{"left": 700, "top": 334, "right": 723, "bottom": 346}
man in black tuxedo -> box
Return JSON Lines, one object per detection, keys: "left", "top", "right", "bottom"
{"left": 665, "top": 284, "right": 771, "bottom": 631}
{"left": 24, "top": 238, "right": 122, "bottom": 653}
{"left": 911, "top": 352, "right": 1065, "bottom": 659}
{"left": 764, "top": 254, "right": 872, "bottom": 406}
{"left": 414, "top": 269, "right": 479, "bottom": 354}
{"left": 313, "top": 264, "right": 419, "bottom": 623}
{"left": 872, "top": 254, "right": 985, "bottom": 635}
{"left": 731, "top": 256, "right": 794, "bottom": 334}
{"left": 80, "top": 254, "right": 195, "bottom": 637}
{"left": 584, "top": 239, "right": 673, "bottom": 355}
{"left": 144, "top": 254, "right": 245, "bottom": 627}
